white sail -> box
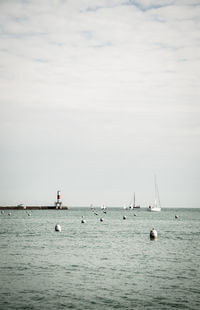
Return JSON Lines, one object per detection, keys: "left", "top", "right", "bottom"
{"left": 147, "top": 176, "right": 161, "bottom": 212}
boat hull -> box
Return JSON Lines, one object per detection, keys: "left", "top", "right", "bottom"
{"left": 147, "top": 207, "right": 161, "bottom": 212}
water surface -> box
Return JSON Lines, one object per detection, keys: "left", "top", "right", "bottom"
{"left": 0, "top": 208, "right": 200, "bottom": 309}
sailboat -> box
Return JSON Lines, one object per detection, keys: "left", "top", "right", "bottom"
{"left": 129, "top": 193, "right": 135, "bottom": 209}
{"left": 147, "top": 176, "right": 161, "bottom": 212}
{"left": 129, "top": 193, "right": 140, "bottom": 209}
{"left": 133, "top": 192, "right": 140, "bottom": 208}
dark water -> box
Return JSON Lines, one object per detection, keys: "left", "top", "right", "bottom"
{"left": 0, "top": 208, "right": 200, "bottom": 310}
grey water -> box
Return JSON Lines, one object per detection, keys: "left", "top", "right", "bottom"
{"left": 0, "top": 208, "right": 200, "bottom": 310}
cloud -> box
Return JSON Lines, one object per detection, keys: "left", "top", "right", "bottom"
{"left": 0, "top": 0, "right": 199, "bottom": 206}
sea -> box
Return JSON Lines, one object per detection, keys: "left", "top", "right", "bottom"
{"left": 0, "top": 207, "right": 200, "bottom": 310}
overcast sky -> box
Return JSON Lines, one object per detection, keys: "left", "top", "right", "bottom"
{"left": 0, "top": 0, "right": 199, "bottom": 207}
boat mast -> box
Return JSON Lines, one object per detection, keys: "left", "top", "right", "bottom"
{"left": 133, "top": 192, "right": 135, "bottom": 208}
{"left": 154, "top": 175, "right": 161, "bottom": 208}
{"left": 154, "top": 175, "right": 157, "bottom": 206}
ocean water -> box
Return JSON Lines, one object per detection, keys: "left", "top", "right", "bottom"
{"left": 0, "top": 208, "right": 200, "bottom": 310}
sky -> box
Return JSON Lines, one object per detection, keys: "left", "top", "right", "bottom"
{"left": 0, "top": 0, "right": 200, "bottom": 207}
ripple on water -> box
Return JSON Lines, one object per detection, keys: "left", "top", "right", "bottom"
{"left": 0, "top": 208, "right": 200, "bottom": 310}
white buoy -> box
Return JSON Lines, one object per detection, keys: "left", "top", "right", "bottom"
{"left": 8, "top": 212, "right": 11, "bottom": 216}
{"left": 150, "top": 228, "right": 157, "bottom": 239}
{"left": 28, "top": 213, "right": 31, "bottom": 216}
{"left": 100, "top": 218, "right": 104, "bottom": 222}
{"left": 175, "top": 215, "right": 178, "bottom": 219}
{"left": 55, "top": 224, "right": 61, "bottom": 232}
{"left": 134, "top": 213, "right": 137, "bottom": 216}
{"left": 81, "top": 216, "right": 86, "bottom": 223}
{"left": 123, "top": 215, "right": 126, "bottom": 220}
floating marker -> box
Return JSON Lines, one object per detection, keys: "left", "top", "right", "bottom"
{"left": 81, "top": 216, "right": 86, "bottom": 223}
{"left": 55, "top": 224, "right": 61, "bottom": 232}
{"left": 175, "top": 215, "right": 178, "bottom": 219}
{"left": 150, "top": 228, "right": 157, "bottom": 239}
{"left": 123, "top": 215, "right": 126, "bottom": 220}
{"left": 100, "top": 218, "right": 104, "bottom": 222}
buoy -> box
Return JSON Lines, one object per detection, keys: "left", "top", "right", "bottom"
{"left": 81, "top": 216, "right": 86, "bottom": 223}
{"left": 8, "top": 212, "right": 11, "bottom": 216}
{"left": 134, "top": 213, "right": 137, "bottom": 216}
{"left": 28, "top": 213, "right": 31, "bottom": 216}
{"left": 100, "top": 218, "right": 104, "bottom": 222}
{"left": 123, "top": 215, "right": 126, "bottom": 220}
{"left": 55, "top": 224, "right": 61, "bottom": 232}
{"left": 150, "top": 228, "right": 157, "bottom": 239}
{"left": 175, "top": 215, "right": 178, "bottom": 219}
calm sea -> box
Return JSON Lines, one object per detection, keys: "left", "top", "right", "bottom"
{"left": 0, "top": 208, "right": 200, "bottom": 310}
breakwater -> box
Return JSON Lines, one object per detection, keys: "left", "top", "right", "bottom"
{"left": 0, "top": 206, "right": 68, "bottom": 210}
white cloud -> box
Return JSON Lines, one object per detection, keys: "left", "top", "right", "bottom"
{"left": 0, "top": 0, "right": 199, "bottom": 206}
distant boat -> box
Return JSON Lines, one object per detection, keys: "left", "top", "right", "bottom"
{"left": 17, "top": 204, "right": 26, "bottom": 209}
{"left": 129, "top": 193, "right": 140, "bottom": 209}
{"left": 147, "top": 176, "right": 161, "bottom": 212}
{"left": 101, "top": 204, "right": 107, "bottom": 211}
{"left": 134, "top": 192, "right": 140, "bottom": 208}
{"left": 129, "top": 193, "right": 135, "bottom": 209}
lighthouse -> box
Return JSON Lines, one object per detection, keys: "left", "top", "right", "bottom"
{"left": 55, "top": 190, "right": 62, "bottom": 209}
